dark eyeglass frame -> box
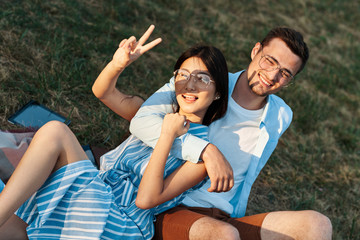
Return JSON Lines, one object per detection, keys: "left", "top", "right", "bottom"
{"left": 259, "top": 47, "right": 294, "bottom": 82}
{"left": 173, "top": 69, "right": 215, "bottom": 88}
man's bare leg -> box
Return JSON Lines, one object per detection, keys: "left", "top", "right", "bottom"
{"left": 188, "top": 210, "right": 332, "bottom": 240}
{"left": 189, "top": 216, "right": 240, "bottom": 240}
{"left": 261, "top": 210, "right": 332, "bottom": 240}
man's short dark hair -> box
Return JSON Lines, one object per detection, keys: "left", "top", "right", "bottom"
{"left": 261, "top": 27, "right": 309, "bottom": 74}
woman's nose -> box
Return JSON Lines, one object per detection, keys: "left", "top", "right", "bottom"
{"left": 185, "top": 75, "right": 196, "bottom": 90}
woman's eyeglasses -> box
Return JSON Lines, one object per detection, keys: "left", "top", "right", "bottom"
{"left": 174, "top": 69, "right": 214, "bottom": 89}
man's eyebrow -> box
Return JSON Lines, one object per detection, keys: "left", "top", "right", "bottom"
{"left": 284, "top": 69, "right": 294, "bottom": 76}
{"left": 269, "top": 55, "right": 294, "bottom": 76}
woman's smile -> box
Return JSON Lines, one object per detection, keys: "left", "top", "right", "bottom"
{"left": 182, "top": 94, "right": 198, "bottom": 103}
{"left": 175, "top": 57, "right": 217, "bottom": 123}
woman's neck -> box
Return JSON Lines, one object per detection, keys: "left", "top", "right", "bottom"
{"left": 178, "top": 110, "right": 203, "bottom": 124}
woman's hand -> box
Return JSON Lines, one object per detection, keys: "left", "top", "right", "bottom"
{"left": 161, "top": 113, "right": 190, "bottom": 139}
{"left": 136, "top": 112, "right": 201, "bottom": 210}
{"left": 111, "top": 25, "right": 162, "bottom": 70}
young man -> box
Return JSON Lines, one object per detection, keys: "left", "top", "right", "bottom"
{"left": 128, "top": 27, "right": 332, "bottom": 239}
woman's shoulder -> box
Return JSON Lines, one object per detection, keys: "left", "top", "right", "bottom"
{"left": 188, "top": 123, "right": 209, "bottom": 141}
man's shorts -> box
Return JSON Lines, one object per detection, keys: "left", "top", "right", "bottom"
{"left": 154, "top": 205, "right": 269, "bottom": 240}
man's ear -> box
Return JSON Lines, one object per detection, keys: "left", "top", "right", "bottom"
{"left": 251, "top": 42, "right": 262, "bottom": 60}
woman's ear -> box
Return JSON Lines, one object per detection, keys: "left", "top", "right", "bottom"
{"left": 214, "top": 93, "right": 220, "bottom": 100}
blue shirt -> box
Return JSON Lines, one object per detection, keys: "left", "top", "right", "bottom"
{"left": 130, "top": 71, "right": 293, "bottom": 217}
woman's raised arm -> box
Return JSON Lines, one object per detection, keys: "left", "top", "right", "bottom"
{"left": 92, "top": 25, "right": 162, "bottom": 121}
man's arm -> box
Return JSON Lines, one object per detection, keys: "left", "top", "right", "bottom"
{"left": 130, "top": 78, "right": 234, "bottom": 192}
{"left": 200, "top": 144, "right": 234, "bottom": 192}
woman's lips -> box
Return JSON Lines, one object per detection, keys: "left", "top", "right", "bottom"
{"left": 182, "top": 94, "right": 198, "bottom": 102}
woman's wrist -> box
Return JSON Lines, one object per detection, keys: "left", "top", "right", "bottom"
{"left": 159, "top": 131, "right": 177, "bottom": 142}
{"left": 109, "top": 60, "right": 126, "bottom": 72}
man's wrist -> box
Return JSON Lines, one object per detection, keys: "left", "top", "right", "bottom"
{"left": 181, "top": 135, "right": 209, "bottom": 163}
{"left": 200, "top": 143, "right": 216, "bottom": 162}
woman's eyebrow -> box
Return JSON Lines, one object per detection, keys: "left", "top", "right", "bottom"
{"left": 194, "top": 70, "right": 210, "bottom": 75}
{"left": 180, "top": 68, "right": 210, "bottom": 75}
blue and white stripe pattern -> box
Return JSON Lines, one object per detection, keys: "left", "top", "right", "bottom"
{"left": 15, "top": 123, "right": 208, "bottom": 239}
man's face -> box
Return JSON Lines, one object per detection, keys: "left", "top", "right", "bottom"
{"left": 246, "top": 38, "right": 302, "bottom": 97}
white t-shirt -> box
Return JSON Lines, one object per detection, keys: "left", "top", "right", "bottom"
{"left": 181, "top": 96, "right": 264, "bottom": 214}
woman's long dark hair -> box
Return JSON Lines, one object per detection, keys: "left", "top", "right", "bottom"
{"left": 174, "top": 45, "right": 228, "bottom": 126}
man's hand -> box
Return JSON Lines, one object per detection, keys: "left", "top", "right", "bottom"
{"left": 200, "top": 144, "right": 234, "bottom": 192}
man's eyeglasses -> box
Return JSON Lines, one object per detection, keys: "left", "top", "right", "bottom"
{"left": 259, "top": 48, "right": 294, "bottom": 82}
{"left": 173, "top": 69, "right": 215, "bottom": 89}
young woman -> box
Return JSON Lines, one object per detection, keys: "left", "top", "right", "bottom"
{"left": 0, "top": 25, "right": 228, "bottom": 239}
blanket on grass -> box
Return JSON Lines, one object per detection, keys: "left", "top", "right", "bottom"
{"left": 0, "top": 130, "right": 35, "bottom": 183}
{"left": 0, "top": 129, "right": 107, "bottom": 183}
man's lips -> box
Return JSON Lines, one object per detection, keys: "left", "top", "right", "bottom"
{"left": 259, "top": 73, "right": 273, "bottom": 87}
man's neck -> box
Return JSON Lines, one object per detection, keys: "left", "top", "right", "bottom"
{"left": 231, "top": 70, "right": 267, "bottom": 110}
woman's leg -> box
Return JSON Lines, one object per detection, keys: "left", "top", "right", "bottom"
{"left": 0, "top": 121, "right": 88, "bottom": 227}
{"left": 0, "top": 215, "right": 28, "bottom": 240}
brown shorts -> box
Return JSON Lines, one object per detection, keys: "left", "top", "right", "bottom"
{"left": 154, "top": 205, "right": 269, "bottom": 240}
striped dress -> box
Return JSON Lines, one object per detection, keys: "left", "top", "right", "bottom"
{"left": 15, "top": 123, "right": 208, "bottom": 239}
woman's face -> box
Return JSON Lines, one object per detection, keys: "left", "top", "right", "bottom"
{"left": 175, "top": 57, "right": 217, "bottom": 124}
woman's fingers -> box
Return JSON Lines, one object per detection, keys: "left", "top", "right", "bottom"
{"left": 121, "top": 25, "right": 162, "bottom": 55}
{"left": 137, "top": 25, "right": 155, "bottom": 47}
{"left": 136, "top": 25, "right": 162, "bottom": 54}
{"left": 119, "top": 39, "right": 127, "bottom": 48}
{"left": 115, "top": 25, "right": 161, "bottom": 67}
{"left": 120, "top": 36, "right": 136, "bottom": 54}
{"left": 140, "top": 38, "right": 162, "bottom": 54}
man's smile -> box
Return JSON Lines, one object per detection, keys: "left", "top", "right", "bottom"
{"left": 258, "top": 72, "right": 273, "bottom": 87}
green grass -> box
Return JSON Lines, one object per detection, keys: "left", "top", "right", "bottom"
{"left": 0, "top": 0, "right": 359, "bottom": 239}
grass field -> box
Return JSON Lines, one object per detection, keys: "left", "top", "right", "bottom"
{"left": 0, "top": 0, "right": 359, "bottom": 239}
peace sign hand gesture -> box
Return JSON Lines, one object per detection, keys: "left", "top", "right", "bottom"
{"left": 112, "top": 25, "right": 162, "bottom": 70}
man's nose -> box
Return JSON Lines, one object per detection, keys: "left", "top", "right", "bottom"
{"left": 266, "top": 68, "right": 281, "bottom": 81}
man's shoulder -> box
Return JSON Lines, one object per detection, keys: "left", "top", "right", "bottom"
{"left": 268, "top": 94, "right": 291, "bottom": 110}
{"left": 228, "top": 71, "right": 244, "bottom": 82}
{"left": 228, "top": 71, "right": 245, "bottom": 92}
{"left": 266, "top": 95, "right": 293, "bottom": 130}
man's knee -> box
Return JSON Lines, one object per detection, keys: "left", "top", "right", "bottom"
{"left": 216, "top": 223, "right": 240, "bottom": 240}
{"left": 261, "top": 210, "right": 332, "bottom": 240}
{"left": 189, "top": 217, "right": 240, "bottom": 240}
{"left": 304, "top": 210, "right": 332, "bottom": 239}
